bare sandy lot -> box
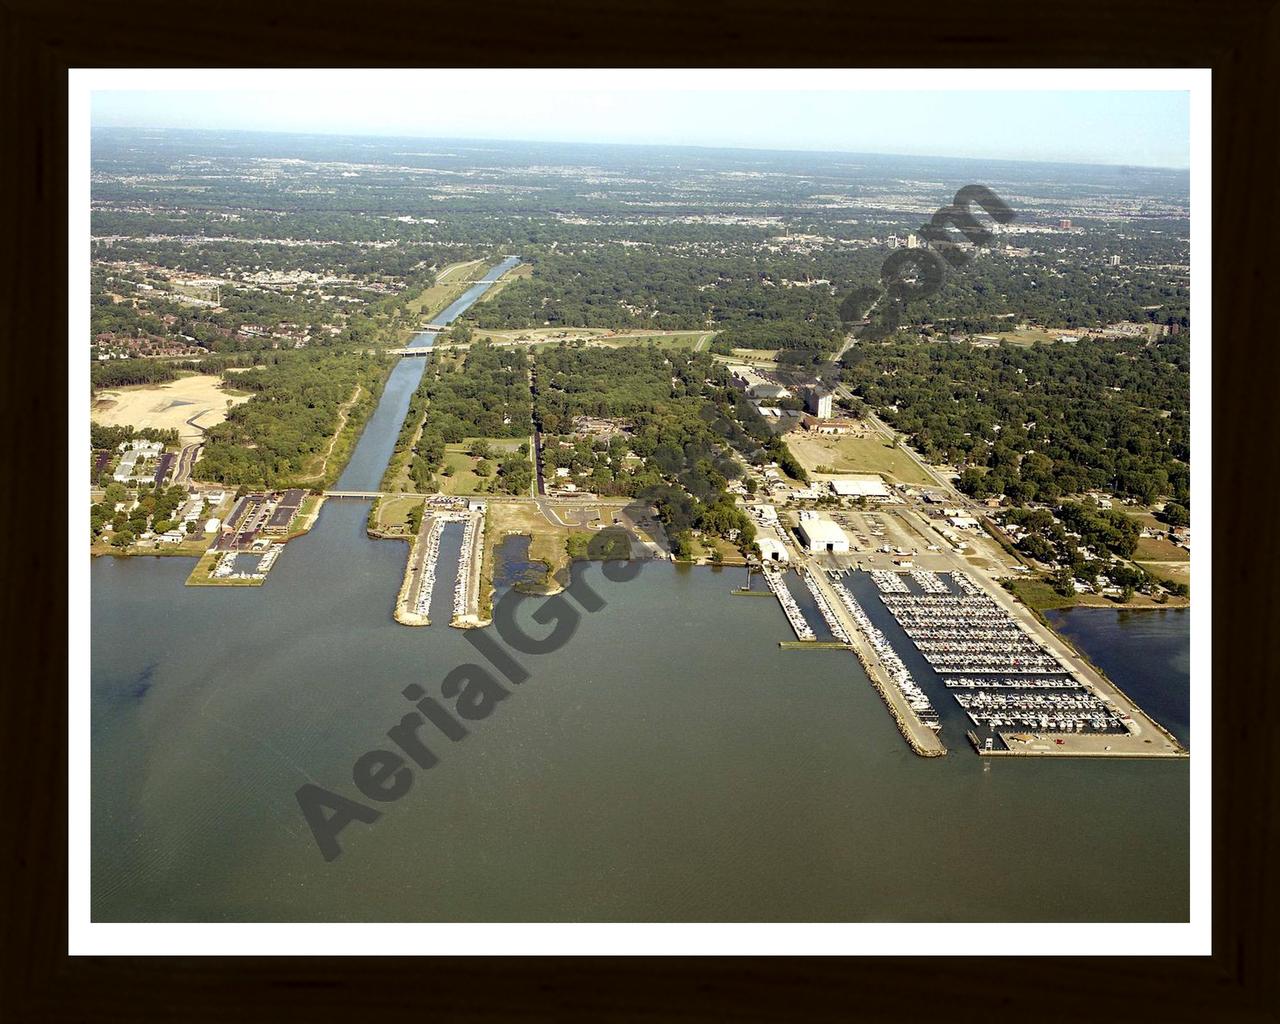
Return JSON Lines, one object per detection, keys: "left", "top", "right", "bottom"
{"left": 92, "top": 374, "right": 250, "bottom": 444}
{"left": 1137, "top": 560, "right": 1191, "bottom": 586}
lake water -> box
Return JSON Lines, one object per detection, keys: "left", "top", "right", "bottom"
{"left": 89, "top": 257, "right": 1190, "bottom": 922}
{"left": 1045, "top": 607, "right": 1191, "bottom": 747}
{"left": 90, "top": 548, "right": 1191, "bottom": 923}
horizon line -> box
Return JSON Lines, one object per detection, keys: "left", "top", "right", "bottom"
{"left": 91, "top": 123, "right": 1191, "bottom": 174}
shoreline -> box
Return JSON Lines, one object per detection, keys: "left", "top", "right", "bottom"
{"left": 1030, "top": 604, "right": 1189, "bottom": 757}
{"left": 848, "top": 627, "right": 948, "bottom": 758}
{"left": 804, "top": 569, "right": 948, "bottom": 758}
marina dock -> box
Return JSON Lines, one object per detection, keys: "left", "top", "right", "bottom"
{"left": 391, "top": 496, "right": 486, "bottom": 627}
{"left": 806, "top": 568, "right": 947, "bottom": 756}
{"left": 800, "top": 568, "right": 851, "bottom": 644}
{"left": 870, "top": 569, "right": 1186, "bottom": 758}
{"left": 761, "top": 567, "right": 816, "bottom": 641}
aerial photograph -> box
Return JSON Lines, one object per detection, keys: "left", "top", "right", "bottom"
{"left": 84, "top": 75, "right": 1195, "bottom": 927}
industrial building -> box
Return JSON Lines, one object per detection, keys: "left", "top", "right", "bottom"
{"left": 749, "top": 383, "right": 791, "bottom": 402}
{"left": 757, "top": 537, "right": 789, "bottom": 563}
{"left": 801, "top": 415, "right": 858, "bottom": 434}
{"left": 829, "top": 474, "right": 891, "bottom": 499}
{"left": 797, "top": 516, "right": 850, "bottom": 554}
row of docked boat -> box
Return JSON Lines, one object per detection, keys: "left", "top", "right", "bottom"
{"left": 878, "top": 592, "right": 1064, "bottom": 675}
{"left": 831, "top": 583, "right": 941, "bottom": 731}
{"left": 414, "top": 519, "right": 444, "bottom": 617}
{"left": 879, "top": 592, "right": 1021, "bottom": 617}
{"left": 909, "top": 569, "right": 950, "bottom": 594}
{"left": 800, "top": 569, "right": 850, "bottom": 644}
{"left": 210, "top": 548, "right": 271, "bottom": 581}
{"left": 452, "top": 510, "right": 481, "bottom": 620}
{"left": 954, "top": 690, "right": 1125, "bottom": 734}
{"left": 413, "top": 509, "right": 479, "bottom": 620}
{"left": 954, "top": 691, "right": 1117, "bottom": 714}
{"left": 943, "top": 675, "right": 1081, "bottom": 690}
{"left": 763, "top": 568, "right": 816, "bottom": 641}
{"left": 963, "top": 711, "right": 1119, "bottom": 734}
{"left": 869, "top": 569, "right": 909, "bottom": 594}
{"left": 868, "top": 571, "right": 1121, "bottom": 737}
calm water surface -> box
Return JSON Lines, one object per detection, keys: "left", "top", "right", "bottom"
{"left": 90, "top": 258, "right": 1189, "bottom": 921}
{"left": 91, "top": 542, "right": 1190, "bottom": 922}
{"left": 1045, "top": 607, "right": 1191, "bottom": 747}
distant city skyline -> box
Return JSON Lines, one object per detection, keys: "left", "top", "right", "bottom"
{"left": 90, "top": 74, "right": 1192, "bottom": 169}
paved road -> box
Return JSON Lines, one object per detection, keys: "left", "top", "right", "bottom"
{"left": 174, "top": 442, "right": 203, "bottom": 484}
{"left": 532, "top": 429, "right": 547, "bottom": 495}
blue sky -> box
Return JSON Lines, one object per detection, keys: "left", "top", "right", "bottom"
{"left": 92, "top": 84, "right": 1191, "bottom": 169}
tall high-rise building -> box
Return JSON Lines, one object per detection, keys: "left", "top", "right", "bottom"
{"left": 1059, "top": 218, "right": 1072, "bottom": 230}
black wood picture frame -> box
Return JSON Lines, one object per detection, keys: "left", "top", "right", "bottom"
{"left": 3, "top": 0, "right": 1275, "bottom": 1018}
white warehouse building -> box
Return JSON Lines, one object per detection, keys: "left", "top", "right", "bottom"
{"left": 797, "top": 518, "right": 850, "bottom": 554}
{"left": 757, "top": 537, "right": 790, "bottom": 563}
{"left": 829, "top": 474, "right": 890, "bottom": 499}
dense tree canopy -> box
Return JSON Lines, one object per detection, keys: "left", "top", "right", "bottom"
{"left": 195, "top": 351, "right": 387, "bottom": 486}
{"left": 532, "top": 344, "right": 760, "bottom": 548}
{"left": 843, "top": 335, "right": 1189, "bottom": 504}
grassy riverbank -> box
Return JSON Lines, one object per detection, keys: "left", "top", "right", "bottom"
{"left": 1005, "top": 575, "right": 1190, "bottom": 613}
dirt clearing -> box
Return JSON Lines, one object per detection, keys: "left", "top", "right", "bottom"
{"left": 92, "top": 375, "right": 249, "bottom": 444}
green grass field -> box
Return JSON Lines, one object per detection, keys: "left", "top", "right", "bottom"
{"left": 1005, "top": 576, "right": 1078, "bottom": 611}
{"left": 482, "top": 500, "right": 594, "bottom": 594}
{"left": 1134, "top": 535, "right": 1189, "bottom": 562}
{"left": 590, "top": 332, "right": 711, "bottom": 350}
{"left": 1136, "top": 560, "right": 1191, "bottom": 586}
{"left": 1008, "top": 570, "right": 1188, "bottom": 611}
{"left": 729, "top": 348, "right": 781, "bottom": 363}
{"left": 466, "top": 327, "right": 713, "bottom": 351}
{"left": 787, "top": 431, "right": 935, "bottom": 486}
{"left": 437, "top": 438, "right": 529, "bottom": 496}
{"left": 472, "top": 261, "right": 532, "bottom": 304}
{"left": 403, "top": 259, "right": 495, "bottom": 329}
{"left": 678, "top": 534, "right": 744, "bottom": 564}
{"left": 375, "top": 495, "right": 425, "bottom": 532}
